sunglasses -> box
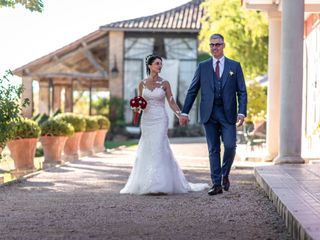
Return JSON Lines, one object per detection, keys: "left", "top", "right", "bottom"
{"left": 209, "top": 43, "right": 224, "bottom": 48}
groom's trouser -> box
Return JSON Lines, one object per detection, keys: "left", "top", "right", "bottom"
{"left": 203, "top": 105, "right": 236, "bottom": 186}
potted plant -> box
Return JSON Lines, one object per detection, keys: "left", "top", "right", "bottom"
{"left": 54, "top": 113, "right": 86, "bottom": 161}
{"left": 93, "top": 115, "right": 111, "bottom": 153}
{"left": 40, "top": 119, "right": 74, "bottom": 163}
{"left": 80, "top": 116, "right": 99, "bottom": 156}
{"left": 0, "top": 70, "right": 29, "bottom": 157}
{"left": 7, "top": 117, "right": 41, "bottom": 170}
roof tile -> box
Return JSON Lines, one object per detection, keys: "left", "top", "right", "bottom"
{"left": 100, "top": 0, "right": 204, "bottom": 32}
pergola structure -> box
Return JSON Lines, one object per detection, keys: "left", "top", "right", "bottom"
{"left": 13, "top": 0, "right": 203, "bottom": 126}
{"left": 14, "top": 30, "right": 109, "bottom": 116}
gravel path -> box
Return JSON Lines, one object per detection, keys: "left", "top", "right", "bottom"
{"left": 0, "top": 140, "right": 292, "bottom": 240}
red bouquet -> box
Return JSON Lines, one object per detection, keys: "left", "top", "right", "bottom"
{"left": 129, "top": 96, "right": 147, "bottom": 125}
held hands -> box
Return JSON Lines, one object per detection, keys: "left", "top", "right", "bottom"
{"left": 236, "top": 114, "right": 245, "bottom": 127}
{"left": 179, "top": 115, "right": 189, "bottom": 126}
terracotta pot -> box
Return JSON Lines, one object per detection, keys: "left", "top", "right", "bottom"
{"left": 94, "top": 129, "right": 108, "bottom": 153}
{"left": 40, "top": 136, "right": 67, "bottom": 163}
{"left": 7, "top": 138, "right": 38, "bottom": 170}
{"left": 63, "top": 132, "right": 83, "bottom": 161}
{"left": 79, "top": 131, "right": 96, "bottom": 156}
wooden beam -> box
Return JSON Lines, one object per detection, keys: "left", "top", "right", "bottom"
{"left": 53, "top": 55, "right": 76, "bottom": 70}
{"left": 81, "top": 42, "right": 108, "bottom": 77}
{"left": 29, "top": 37, "right": 108, "bottom": 74}
{"left": 25, "top": 71, "right": 108, "bottom": 80}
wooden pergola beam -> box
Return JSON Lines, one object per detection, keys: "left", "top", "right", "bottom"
{"left": 28, "top": 37, "right": 108, "bottom": 74}
{"left": 25, "top": 71, "right": 108, "bottom": 80}
{"left": 81, "top": 42, "right": 108, "bottom": 77}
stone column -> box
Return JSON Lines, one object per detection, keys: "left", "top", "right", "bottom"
{"left": 21, "top": 77, "right": 33, "bottom": 118}
{"left": 274, "top": 0, "right": 305, "bottom": 164}
{"left": 108, "top": 31, "right": 124, "bottom": 98}
{"left": 64, "top": 85, "right": 73, "bottom": 112}
{"left": 52, "top": 85, "right": 62, "bottom": 113}
{"left": 264, "top": 11, "right": 281, "bottom": 162}
{"left": 39, "top": 80, "right": 49, "bottom": 114}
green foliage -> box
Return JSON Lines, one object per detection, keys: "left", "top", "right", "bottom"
{"left": 105, "top": 139, "right": 139, "bottom": 150}
{"left": 197, "top": 52, "right": 211, "bottom": 63}
{"left": 52, "top": 108, "right": 62, "bottom": 117}
{"left": 92, "top": 97, "right": 109, "bottom": 115}
{"left": 199, "top": 0, "right": 269, "bottom": 80}
{"left": 246, "top": 81, "right": 267, "bottom": 122}
{"left": 0, "top": 0, "right": 44, "bottom": 12}
{"left": 91, "top": 96, "right": 126, "bottom": 133}
{"left": 11, "top": 117, "right": 41, "bottom": 139}
{"left": 54, "top": 113, "right": 86, "bottom": 132}
{"left": 84, "top": 116, "right": 99, "bottom": 132}
{"left": 35, "top": 145, "right": 43, "bottom": 157}
{"left": 106, "top": 96, "right": 127, "bottom": 140}
{"left": 94, "top": 115, "right": 111, "bottom": 130}
{"left": 108, "top": 96, "right": 126, "bottom": 125}
{"left": 0, "top": 70, "right": 29, "bottom": 148}
{"left": 32, "top": 113, "right": 49, "bottom": 125}
{"left": 40, "top": 119, "right": 74, "bottom": 137}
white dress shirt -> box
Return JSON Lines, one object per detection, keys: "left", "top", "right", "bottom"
{"left": 212, "top": 56, "right": 225, "bottom": 78}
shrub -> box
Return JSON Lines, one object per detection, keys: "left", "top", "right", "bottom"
{"left": 95, "top": 115, "right": 111, "bottom": 130}
{"left": 40, "top": 119, "right": 74, "bottom": 137}
{"left": 84, "top": 116, "right": 99, "bottom": 132}
{"left": 246, "top": 80, "right": 267, "bottom": 122}
{"left": 11, "top": 117, "right": 41, "bottom": 139}
{"left": 0, "top": 70, "right": 29, "bottom": 148}
{"left": 54, "top": 113, "right": 86, "bottom": 132}
{"left": 32, "top": 113, "right": 49, "bottom": 125}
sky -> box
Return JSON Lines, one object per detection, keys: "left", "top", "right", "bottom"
{"left": 0, "top": 0, "right": 190, "bottom": 83}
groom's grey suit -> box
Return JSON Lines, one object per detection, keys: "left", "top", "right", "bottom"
{"left": 182, "top": 57, "right": 247, "bottom": 186}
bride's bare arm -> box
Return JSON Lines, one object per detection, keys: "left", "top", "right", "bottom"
{"left": 137, "top": 81, "right": 144, "bottom": 96}
{"left": 163, "top": 81, "right": 181, "bottom": 118}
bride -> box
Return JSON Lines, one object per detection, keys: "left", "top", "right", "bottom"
{"left": 120, "top": 54, "right": 208, "bottom": 195}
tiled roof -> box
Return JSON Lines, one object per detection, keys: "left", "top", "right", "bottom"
{"left": 100, "top": 0, "right": 204, "bottom": 32}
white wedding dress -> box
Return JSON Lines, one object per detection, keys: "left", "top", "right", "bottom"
{"left": 120, "top": 82, "right": 209, "bottom": 195}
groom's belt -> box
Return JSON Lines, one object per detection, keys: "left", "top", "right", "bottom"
{"left": 214, "top": 98, "right": 223, "bottom": 106}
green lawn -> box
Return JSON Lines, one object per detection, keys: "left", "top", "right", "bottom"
{"left": 105, "top": 139, "right": 139, "bottom": 149}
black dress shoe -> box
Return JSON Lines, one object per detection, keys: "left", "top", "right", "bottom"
{"left": 208, "top": 185, "right": 223, "bottom": 195}
{"left": 222, "top": 176, "right": 230, "bottom": 191}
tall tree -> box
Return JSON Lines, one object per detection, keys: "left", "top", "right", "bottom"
{"left": 199, "top": 0, "right": 268, "bottom": 80}
{"left": 0, "top": 0, "right": 43, "bottom": 12}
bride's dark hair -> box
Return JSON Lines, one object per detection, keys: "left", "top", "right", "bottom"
{"left": 145, "top": 54, "right": 162, "bottom": 75}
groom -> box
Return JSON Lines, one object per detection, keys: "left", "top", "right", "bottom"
{"left": 179, "top": 33, "right": 247, "bottom": 196}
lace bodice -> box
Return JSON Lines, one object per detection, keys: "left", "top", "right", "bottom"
{"left": 142, "top": 87, "right": 166, "bottom": 108}
{"left": 142, "top": 79, "right": 166, "bottom": 107}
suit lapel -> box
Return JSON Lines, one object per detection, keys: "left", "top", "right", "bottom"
{"left": 205, "top": 58, "right": 215, "bottom": 90}
{"left": 221, "top": 57, "right": 230, "bottom": 89}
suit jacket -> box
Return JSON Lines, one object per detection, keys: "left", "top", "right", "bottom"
{"left": 182, "top": 57, "right": 247, "bottom": 124}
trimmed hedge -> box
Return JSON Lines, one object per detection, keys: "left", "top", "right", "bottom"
{"left": 11, "top": 117, "right": 41, "bottom": 139}
{"left": 94, "top": 115, "right": 111, "bottom": 130}
{"left": 40, "top": 119, "right": 74, "bottom": 137}
{"left": 54, "top": 113, "right": 86, "bottom": 132}
{"left": 84, "top": 116, "right": 99, "bottom": 132}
